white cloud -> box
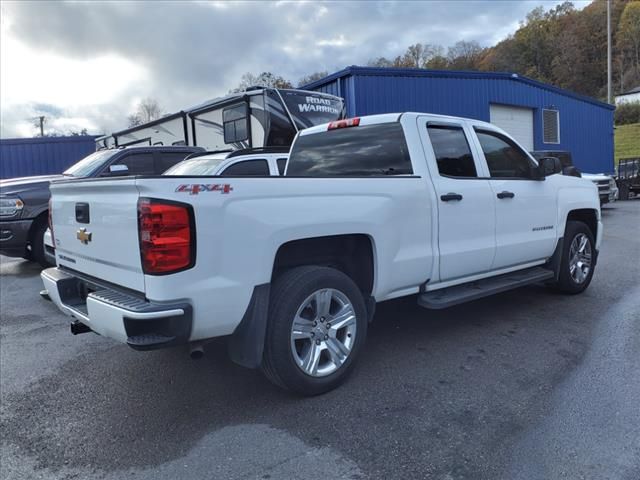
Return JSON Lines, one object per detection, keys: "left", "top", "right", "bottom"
{"left": 0, "top": 0, "right": 591, "bottom": 138}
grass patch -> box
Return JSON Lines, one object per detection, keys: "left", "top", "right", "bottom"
{"left": 615, "top": 123, "right": 640, "bottom": 164}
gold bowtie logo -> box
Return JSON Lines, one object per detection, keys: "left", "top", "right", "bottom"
{"left": 76, "top": 228, "right": 92, "bottom": 244}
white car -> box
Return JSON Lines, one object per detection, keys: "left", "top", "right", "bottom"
{"left": 163, "top": 148, "right": 289, "bottom": 177}
{"left": 581, "top": 173, "right": 617, "bottom": 204}
{"left": 42, "top": 112, "right": 601, "bottom": 395}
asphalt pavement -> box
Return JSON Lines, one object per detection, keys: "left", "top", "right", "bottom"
{"left": 1, "top": 201, "right": 639, "bottom": 480}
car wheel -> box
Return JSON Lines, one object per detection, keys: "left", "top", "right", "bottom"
{"left": 30, "top": 219, "right": 51, "bottom": 268}
{"left": 261, "top": 266, "right": 367, "bottom": 396}
{"left": 619, "top": 183, "right": 630, "bottom": 201}
{"left": 553, "top": 221, "right": 596, "bottom": 294}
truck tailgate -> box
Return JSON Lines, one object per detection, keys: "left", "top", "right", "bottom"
{"left": 50, "top": 178, "right": 144, "bottom": 292}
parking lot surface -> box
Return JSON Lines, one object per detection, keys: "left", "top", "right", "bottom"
{"left": 1, "top": 201, "right": 639, "bottom": 480}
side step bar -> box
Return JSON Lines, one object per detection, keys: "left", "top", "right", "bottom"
{"left": 418, "top": 267, "right": 554, "bottom": 310}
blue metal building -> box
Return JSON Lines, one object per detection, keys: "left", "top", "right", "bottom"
{"left": 304, "top": 66, "right": 615, "bottom": 174}
{"left": 0, "top": 135, "right": 99, "bottom": 179}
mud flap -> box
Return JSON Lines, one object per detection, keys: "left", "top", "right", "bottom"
{"left": 227, "top": 284, "right": 270, "bottom": 369}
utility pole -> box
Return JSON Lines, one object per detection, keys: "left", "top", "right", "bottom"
{"left": 38, "top": 116, "right": 45, "bottom": 137}
{"left": 607, "top": 0, "right": 612, "bottom": 104}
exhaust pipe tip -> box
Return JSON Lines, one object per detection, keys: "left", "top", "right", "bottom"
{"left": 189, "top": 345, "right": 204, "bottom": 360}
{"left": 70, "top": 320, "right": 92, "bottom": 335}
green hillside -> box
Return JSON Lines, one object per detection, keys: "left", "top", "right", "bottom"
{"left": 615, "top": 123, "right": 640, "bottom": 165}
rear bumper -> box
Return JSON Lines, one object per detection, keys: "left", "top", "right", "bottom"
{"left": 0, "top": 219, "right": 32, "bottom": 257}
{"left": 41, "top": 267, "right": 192, "bottom": 350}
{"left": 43, "top": 228, "right": 56, "bottom": 266}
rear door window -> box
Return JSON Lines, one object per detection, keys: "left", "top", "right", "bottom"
{"left": 427, "top": 125, "right": 477, "bottom": 178}
{"left": 287, "top": 123, "right": 412, "bottom": 176}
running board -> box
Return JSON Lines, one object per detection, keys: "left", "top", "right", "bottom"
{"left": 418, "top": 267, "right": 554, "bottom": 310}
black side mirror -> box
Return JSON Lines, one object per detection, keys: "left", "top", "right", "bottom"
{"left": 538, "top": 157, "right": 562, "bottom": 177}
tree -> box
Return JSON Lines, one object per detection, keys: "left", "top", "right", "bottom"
{"left": 230, "top": 72, "right": 293, "bottom": 93}
{"left": 447, "top": 41, "right": 485, "bottom": 70}
{"left": 367, "top": 56, "right": 394, "bottom": 67}
{"left": 68, "top": 128, "right": 89, "bottom": 136}
{"left": 298, "top": 71, "right": 329, "bottom": 87}
{"left": 128, "top": 98, "right": 163, "bottom": 127}
{"left": 127, "top": 114, "right": 143, "bottom": 128}
{"left": 617, "top": 1, "right": 640, "bottom": 88}
{"left": 367, "top": 44, "right": 446, "bottom": 69}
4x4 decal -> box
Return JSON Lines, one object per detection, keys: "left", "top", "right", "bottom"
{"left": 175, "top": 184, "right": 233, "bottom": 195}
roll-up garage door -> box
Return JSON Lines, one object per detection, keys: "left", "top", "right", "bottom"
{"left": 489, "top": 104, "right": 534, "bottom": 151}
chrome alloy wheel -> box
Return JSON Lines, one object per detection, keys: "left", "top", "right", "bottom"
{"left": 290, "top": 288, "right": 357, "bottom": 377}
{"left": 569, "top": 233, "right": 592, "bottom": 284}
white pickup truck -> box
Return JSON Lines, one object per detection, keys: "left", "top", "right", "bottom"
{"left": 42, "top": 113, "right": 602, "bottom": 395}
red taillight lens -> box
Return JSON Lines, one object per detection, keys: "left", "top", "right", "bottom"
{"left": 138, "top": 198, "right": 194, "bottom": 274}
{"left": 328, "top": 117, "right": 360, "bottom": 130}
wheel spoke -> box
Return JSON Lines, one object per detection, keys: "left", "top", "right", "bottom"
{"left": 578, "top": 235, "right": 588, "bottom": 253}
{"left": 292, "top": 317, "right": 314, "bottom": 340}
{"left": 329, "top": 305, "right": 355, "bottom": 331}
{"left": 302, "top": 342, "right": 322, "bottom": 375}
{"left": 326, "top": 338, "right": 349, "bottom": 367}
{"left": 314, "top": 290, "right": 332, "bottom": 317}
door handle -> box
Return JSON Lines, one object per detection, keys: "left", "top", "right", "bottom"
{"left": 497, "top": 191, "right": 515, "bottom": 199}
{"left": 440, "top": 193, "right": 463, "bottom": 202}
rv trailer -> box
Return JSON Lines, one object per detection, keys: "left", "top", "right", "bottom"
{"left": 95, "top": 135, "right": 116, "bottom": 150}
{"left": 112, "top": 111, "right": 190, "bottom": 148}
{"left": 100, "top": 88, "right": 344, "bottom": 151}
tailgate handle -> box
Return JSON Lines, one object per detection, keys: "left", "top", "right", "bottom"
{"left": 75, "top": 203, "right": 90, "bottom": 224}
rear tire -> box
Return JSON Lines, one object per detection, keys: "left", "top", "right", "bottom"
{"left": 30, "top": 219, "right": 50, "bottom": 268}
{"left": 552, "top": 221, "right": 596, "bottom": 294}
{"left": 261, "top": 266, "right": 367, "bottom": 396}
{"left": 619, "top": 182, "right": 630, "bottom": 201}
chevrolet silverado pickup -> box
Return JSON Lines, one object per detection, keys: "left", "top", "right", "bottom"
{"left": 41, "top": 113, "right": 602, "bottom": 395}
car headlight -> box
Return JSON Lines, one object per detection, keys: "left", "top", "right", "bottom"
{"left": 609, "top": 178, "right": 616, "bottom": 189}
{"left": 0, "top": 197, "right": 25, "bottom": 217}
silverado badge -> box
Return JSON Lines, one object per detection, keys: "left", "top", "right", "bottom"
{"left": 76, "top": 228, "right": 92, "bottom": 244}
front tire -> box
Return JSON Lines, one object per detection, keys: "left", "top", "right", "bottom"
{"left": 261, "top": 266, "right": 367, "bottom": 396}
{"left": 553, "top": 221, "right": 596, "bottom": 294}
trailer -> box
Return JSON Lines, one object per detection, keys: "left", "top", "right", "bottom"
{"left": 616, "top": 157, "right": 640, "bottom": 200}
{"left": 101, "top": 88, "right": 345, "bottom": 151}
{"left": 95, "top": 135, "right": 116, "bottom": 150}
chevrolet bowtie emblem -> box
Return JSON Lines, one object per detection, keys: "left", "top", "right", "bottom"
{"left": 76, "top": 228, "right": 92, "bottom": 244}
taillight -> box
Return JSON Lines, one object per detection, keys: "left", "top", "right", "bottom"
{"left": 48, "top": 198, "right": 55, "bottom": 247}
{"left": 328, "top": 117, "right": 360, "bottom": 130}
{"left": 138, "top": 198, "right": 194, "bottom": 274}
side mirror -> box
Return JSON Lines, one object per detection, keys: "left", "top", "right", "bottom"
{"left": 107, "top": 164, "right": 129, "bottom": 176}
{"left": 538, "top": 157, "right": 562, "bottom": 177}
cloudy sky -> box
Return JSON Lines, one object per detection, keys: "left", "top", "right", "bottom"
{"left": 0, "top": 0, "right": 588, "bottom": 138}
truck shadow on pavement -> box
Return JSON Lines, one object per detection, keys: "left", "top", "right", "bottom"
{"left": 1, "top": 280, "right": 609, "bottom": 479}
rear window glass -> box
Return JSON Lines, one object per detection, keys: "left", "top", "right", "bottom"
{"left": 287, "top": 123, "right": 412, "bottom": 176}
{"left": 221, "top": 159, "right": 270, "bottom": 176}
{"left": 163, "top": 155, "right": 228, "bottom": 176}
{"left": 63, "top": 150, "right": 118, "bottom": 177}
